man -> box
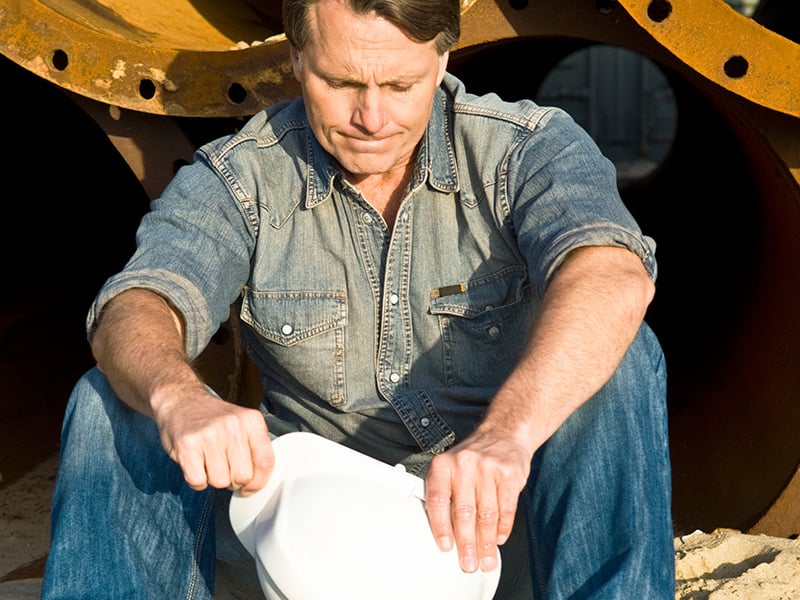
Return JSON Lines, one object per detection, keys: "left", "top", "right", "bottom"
{"left": 42, "top": 0, "right": 675, "bottom": 597}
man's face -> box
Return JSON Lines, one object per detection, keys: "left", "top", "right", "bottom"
{"left": 290, "top": 0, "right": 449, "bottom": 181}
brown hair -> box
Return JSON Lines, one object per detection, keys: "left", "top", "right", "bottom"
{"left": 283, "top": 0, "right": 460, "bottom": 55}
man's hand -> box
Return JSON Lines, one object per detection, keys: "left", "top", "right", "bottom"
{"left": 153, "top": 385, "right": 274, "bottom": 496}
{"left": 424, "top": 429, "right": 531, "bottom": 573}
{"left": 90, "top": 288, "right": 275, "bottom": 496}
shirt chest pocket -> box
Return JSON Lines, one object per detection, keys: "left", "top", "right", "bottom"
{"left": 240, "top": 289, "right": 348, "bottom": 407}
{"left": 429, "top": 266, "right": 534, "bottom": 388}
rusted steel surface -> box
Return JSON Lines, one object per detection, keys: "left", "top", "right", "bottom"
{"left": 619, "top": 0, "right": 800, "bottom": 118}
{"left": 0, "top": 0, "right": 296, "bottom": 116}
{"left": 751, "top": 465, "right": 800, "bottom": 538}
{"left": 1, "top": 0, "right": 799, "bottom": 539}
{"left": 3, "top": 0, "right": 797, "bottom": 119}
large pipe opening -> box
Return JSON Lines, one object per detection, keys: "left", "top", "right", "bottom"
{"left": 450, "top": 37, "right": 800, "bottom": 535}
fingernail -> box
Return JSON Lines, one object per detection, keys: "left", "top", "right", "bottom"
{"left": 481, "top": 556, "right": 498, "bottom": 571}
{"left": 438, "top": 536, "right": 453, "bottom": 551}
{"left": 461, "top": 556, "right": 478, "bottom": 572}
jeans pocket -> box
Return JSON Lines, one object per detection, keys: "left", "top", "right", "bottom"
{"left": 240, "top": 289, "right": 348, "bottom": 406}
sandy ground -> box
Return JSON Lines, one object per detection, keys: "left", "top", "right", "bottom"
{"left": 2, "top": 451, "right": 799, "bottom": 599}
{"left": 674, "top": 529, "right": 800, "bottom": 599}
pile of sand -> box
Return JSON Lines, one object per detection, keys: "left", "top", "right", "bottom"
{"left": 674, "top": 529, "right": 800, "bottom": 599}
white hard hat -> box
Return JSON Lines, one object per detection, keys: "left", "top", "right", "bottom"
{"left": 229, "top": 431, "right": 501, "bottom": 600}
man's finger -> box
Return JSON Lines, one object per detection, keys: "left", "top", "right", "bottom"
{"left": 204, "top": 441, "right": 234, "bottom": 489}
{"left": 239, "top": 417, "right": 274, "bottom": 496}
{"left": 475, "top": 485, "right": 500, "bottom": 572}
{"left": 226, "top": 431, "right": 255, "bottom": 489}
{"left": 424, "top": 456, "right": 456, "bottom": 552}
{"left": 496, "top": 476, "right": 520, "bottom": 546}
{"left": 179, "top": 450, "right": 210, "bottom": 491}
{"left": 451, "top": 480, "right": 479, "bottom": 573}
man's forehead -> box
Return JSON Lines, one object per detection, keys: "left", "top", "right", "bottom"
{"left": 305, "top": 0, "right": 432, "bottom": 49}
{"left": 300, "top": 2, "right": 441, "bottom": 75}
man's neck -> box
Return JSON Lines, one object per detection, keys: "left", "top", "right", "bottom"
{"left": 346, "top": 161, "right": 416, "bottom": 231}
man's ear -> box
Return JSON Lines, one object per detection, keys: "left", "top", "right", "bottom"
{"left": 290, "top": 45, "right": 302, "bottom": 81}
{"left": 437, "top": 51, "right": 449, "bottom": 85}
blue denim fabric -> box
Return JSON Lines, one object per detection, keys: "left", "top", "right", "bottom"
{"left": 42, "top": 369, "right": 218, "bottom": 599}
{"left": 525, "top": 324, "right": 674, "bottom": 598}
{"left": 85, "top": 72, "right": 657, "bottom": 473}
{"left": 42, "top": 325, "right": 673, "bottom": 599}
{"left": 44, "top": 72, "right": 673, "bottom": 598}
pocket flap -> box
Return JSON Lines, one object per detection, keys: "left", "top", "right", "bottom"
{"left": 429, "top": 266, "right": 528, "bottom": 319}
{"left": 241, "top": 289, "right": 347, "bottom": 346}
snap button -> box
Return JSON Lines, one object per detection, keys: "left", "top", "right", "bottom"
{"left": 488, "top": 326, "right": 500, "bottom": 337}
{"left": 389, "top": 293, "right": 399, "bottom": 305}
{"left": 420, "top": 417, "right": 430, "bottom": 427}
{"left": 389, "top": 372, "right": 401, "bottom": 383}
{"left": 281, "top": 324, "right": 294, "bottom": 336}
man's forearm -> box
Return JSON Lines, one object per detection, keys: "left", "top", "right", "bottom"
{"left": 89, "top": 287, "right": 204, "bottom": 419}
{"left": 477, "top": 245, "right": 655, "bottom": 455}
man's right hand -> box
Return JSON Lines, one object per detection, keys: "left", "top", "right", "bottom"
{"left": 90, "top": 288, "right": 274, "bottom": 496}
{"left": 153, "top": 384, "right": 275, "bottom": 496}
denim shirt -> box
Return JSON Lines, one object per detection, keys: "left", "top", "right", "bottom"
{"left": 88, "top": 73, "right": 657, "bottom": 474}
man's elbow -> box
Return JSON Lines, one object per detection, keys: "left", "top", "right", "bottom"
{"left": 628, "top": 258, "right": 656, "bottom": 322}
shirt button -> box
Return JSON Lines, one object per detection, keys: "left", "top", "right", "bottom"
{"left": 281, "top": 324, "right": 294, "bottom": 335}
{"left": 420, "top": 417, "right": 430, "bottom": 427}
{"left": 488, "top": 326, "right": 500, "bottom": 337}
{"left": 389, "top": 293, "right": 399, "bottom": 305}
{"left": 389, "top": 372, "right": 401, "bottom": 383}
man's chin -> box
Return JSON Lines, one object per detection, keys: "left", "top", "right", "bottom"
{"left": 339, "top": 157, "right": 399, "bottom": 180}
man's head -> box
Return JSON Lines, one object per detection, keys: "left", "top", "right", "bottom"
{"left": 283, "top": 0, "right": 460, "bottom": 181}
{"left": 284, "top": 0, "right": 461, "bottom": 56}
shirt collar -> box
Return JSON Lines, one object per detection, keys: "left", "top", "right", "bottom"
{"left": 303, "top": 81, "right": 460, "bottom": 209}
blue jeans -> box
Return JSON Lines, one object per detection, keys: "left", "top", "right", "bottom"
{"left": 42, "top": 325, "right": 674, "bottom": 599}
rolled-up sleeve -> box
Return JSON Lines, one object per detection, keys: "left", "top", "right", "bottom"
{"left": 86, "top": 153, "right": 256, "bottom": 360}
{"left": 505, "top": 107, "right": 657, "bottom": 294}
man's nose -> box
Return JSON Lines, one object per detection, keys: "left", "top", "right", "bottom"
{"left": 352, "top": 87, "right": 388, "bottom": 134}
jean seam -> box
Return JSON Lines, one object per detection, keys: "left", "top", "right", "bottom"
{"left": 186, "top": 489, "right": 215, "bottom": 600}
{"left": 524, "top": 484, "right": 548, "bottom": 598}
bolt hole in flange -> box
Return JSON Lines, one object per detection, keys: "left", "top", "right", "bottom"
{"left": 51, "top": 49, "right": 68, "bottom": 71}
{"left": 139, "top": 79, "right": 157, "bottom": 100}
{"left": 228, "top": 82, "right": 248, "bottom": 104}
{"left": 647, "top": 0, "right": 673, "bottom": 22}
{"left": 724, "top": 54, "right": 749, "bottom": 78}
